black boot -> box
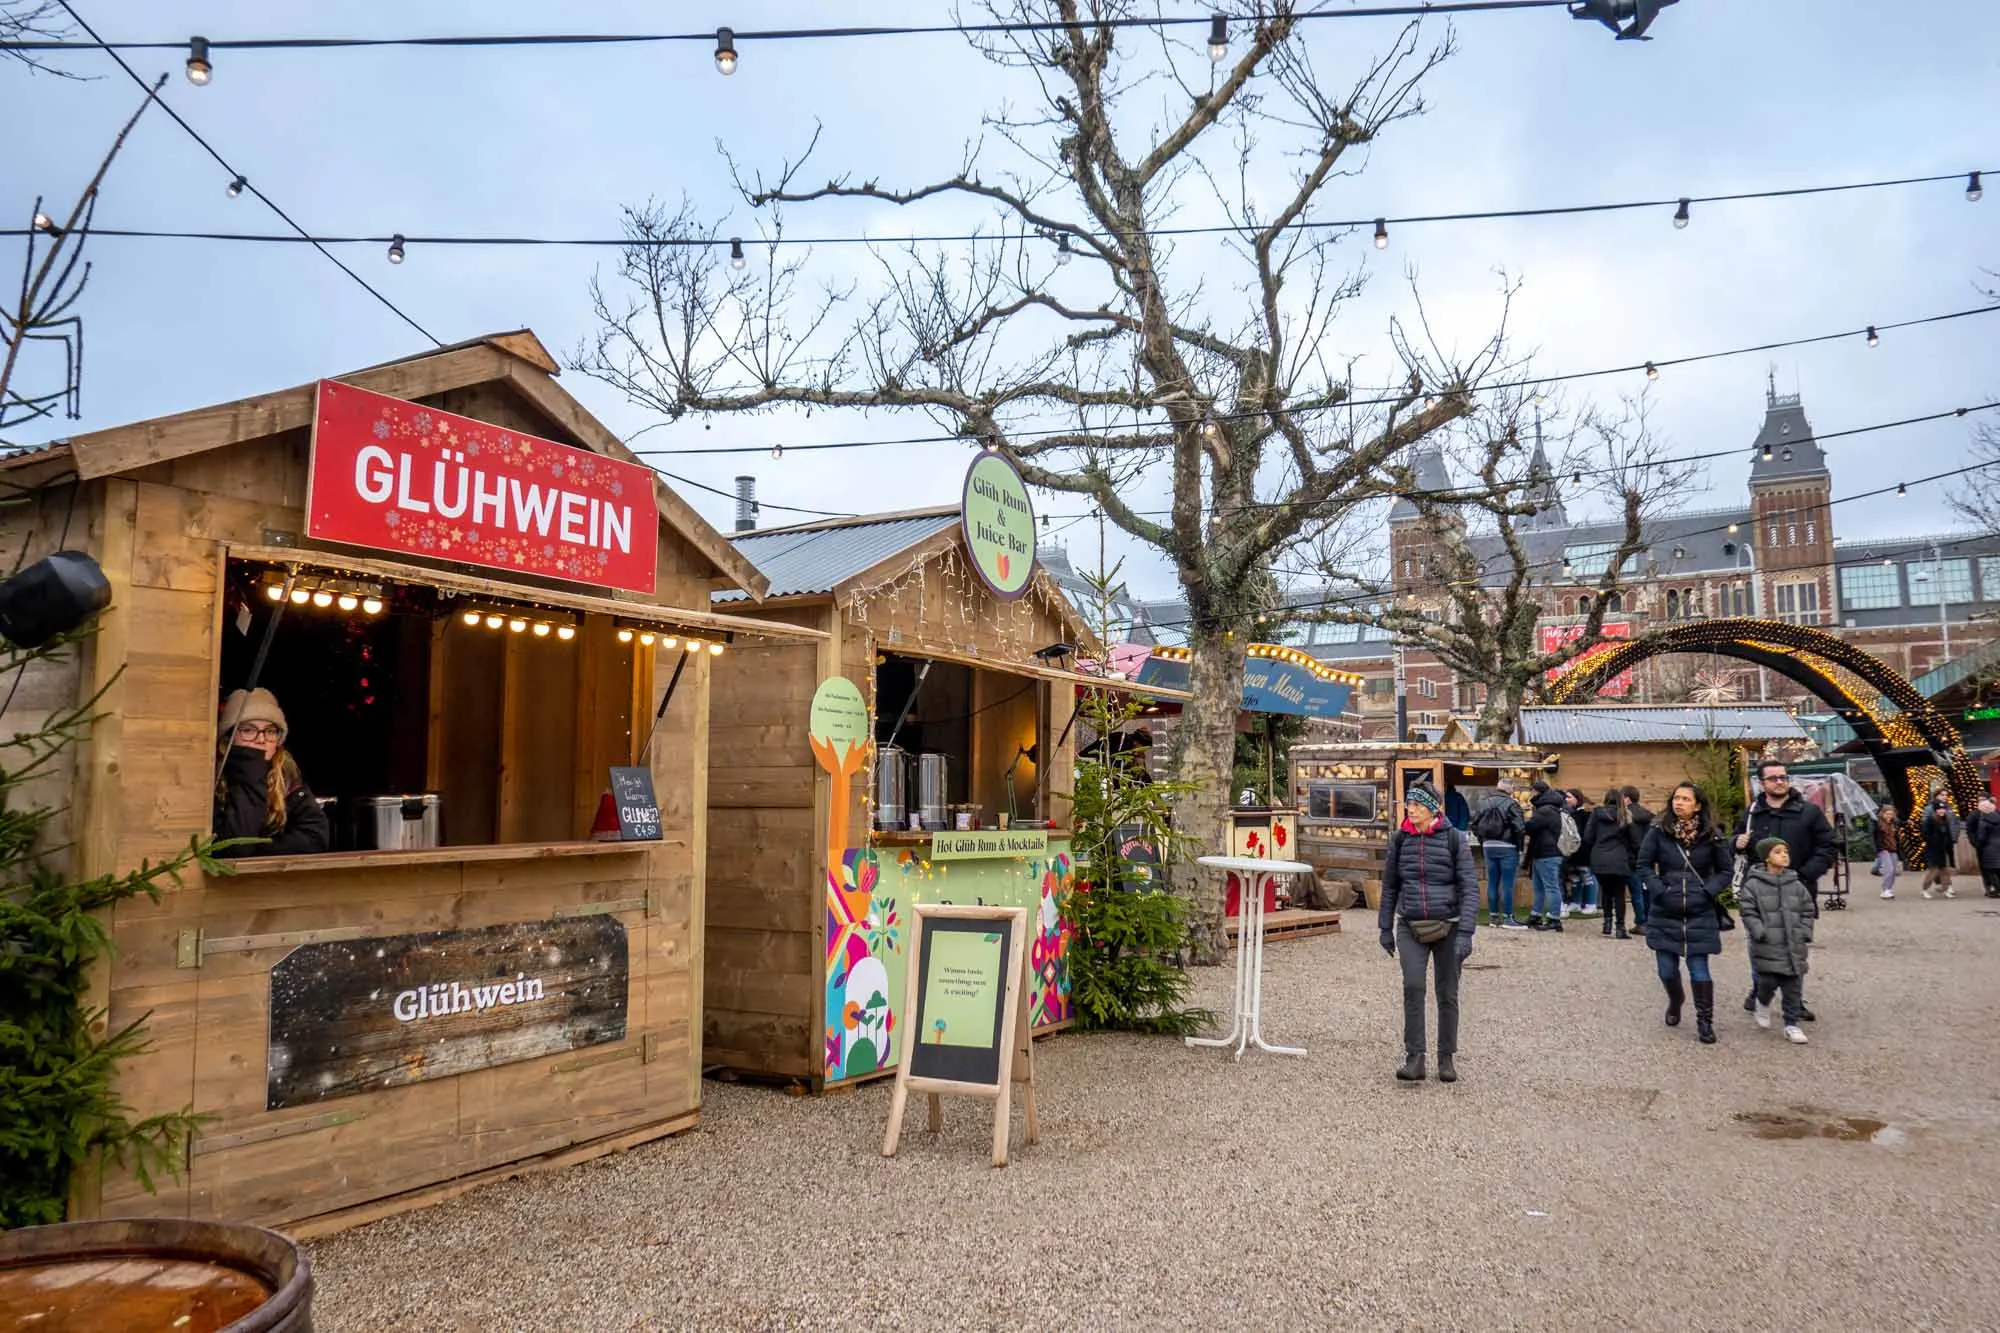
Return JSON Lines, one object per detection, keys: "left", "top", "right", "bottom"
{"left": 1743, "top": 989, "right": 1757, "bottom": 1013}
{"left": 1396, "top": 1052, "right": 1425, "bottom": 1082}
{"left": 1602, "top": 914, "right": 1613, "bottom": 936}
{"left": 1693, "top": 980, "right": 1717, "bottom": 1044}
{"left": 1662, "top": 974, "right": 1685, "bottom": 1027}
{"left": 1436, "top": 1054, "right": 1458, "bottom": 1083}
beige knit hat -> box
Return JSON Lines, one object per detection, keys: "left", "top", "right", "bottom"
{"left": 219, "top": 687, "right": 287, "bottom": 744}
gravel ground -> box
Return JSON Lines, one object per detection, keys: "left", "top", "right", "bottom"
{"left": 311, "top": 882, "right": 2000, "bottom": 1331}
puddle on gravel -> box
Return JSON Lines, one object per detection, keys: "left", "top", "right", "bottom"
{"left": 1734, "top": 1107, "right": 1908, "bottom": 1146}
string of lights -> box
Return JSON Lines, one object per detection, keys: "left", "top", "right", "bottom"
{"left": 11, "top": 168, "right": 1986, "bottom": 266}
{"left": 678, "top": 398, "right": 2000, "bottom": 529}
{"left": 627, "top": 302, "right": 2000, "bottom": 460}
{"left": 1119, "top": 453, "right": 2000, "bottom": 637}
{"left": 0, "top": 5, "right": 1601, "bottom": 62}
{"left": 50, "top": 1, "right": 441, "bottom": 345}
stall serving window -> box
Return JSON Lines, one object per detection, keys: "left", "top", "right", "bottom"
{"left": 872, "top": 652, "right": 1050, "bottom": 831}
{"left": 1302, "top": 782, "right": 1377, "bottom": 824}
{"left": 218, "top": 558, "right": 703, "bottom": 853}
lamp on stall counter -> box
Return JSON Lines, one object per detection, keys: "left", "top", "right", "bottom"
{"left": 0, "top": 551, "right": 111, "bottom": 648}
{"left": 1004, "top": 742, "right": 1042, "bottom": 826}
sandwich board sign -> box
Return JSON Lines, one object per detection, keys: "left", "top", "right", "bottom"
{"left": 881, "top": 903, "right": 1038, "bottom": 1167}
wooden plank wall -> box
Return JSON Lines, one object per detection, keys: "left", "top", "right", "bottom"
{"left": 68, "top": 375, "right": 723, "bottom": 1228}
{"left": 1553, "top": 743, "right": 1709, "bottom": 810}
{"left": 702, "top": 603, "right": 823, "bottom": 1079}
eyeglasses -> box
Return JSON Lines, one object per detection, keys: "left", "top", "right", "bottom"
{"left": 1763, "top": 774, "right": 1789, "bottom": 784}
{"left": 235, "top": 722, "right": 283, "bottom": 742}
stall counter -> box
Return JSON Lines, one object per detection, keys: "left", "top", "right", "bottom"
{"left": 823, "top": 831, "right": 1073, "bottom": 1084}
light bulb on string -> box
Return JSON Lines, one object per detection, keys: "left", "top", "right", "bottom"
{"left": 532, "top": 622, "right": 551, "bottom": 637}
{"left": 462, "top": 610, "right": 481, "bottom": 627}
{"left": 714, "top": 27, "right": 737, "bottom": 75}
{"left": 337, "top": 593, "right": 359, "bottom": 612}
{"left": 387, "top": 235, "right": 406, "bottom": 264}
{"left": 1208, "top": 13, "right": 1228, "bottom": 62}
{"left": 31, "top": 213, "right": 56, "bottom": 234}
{"left": 1759, "top": 443, "right": 1773, "bottom": 463}
{"left": 1055, "top": 234, "right": 1073, "bottom": 265}
{"left": 289, "top": 587, "right": 310, "bottom": 606}
{"left": 1866, "top": 326, "right": 1880, "bottom": 348}
{"left": 638, "top": 631, "right": 656, "bottom": 647}
{"left": 1673, "top": 197, "right": 1690, "bottom": 229}
{"left": 684, "top": 638, "right": 702, "bottom": 653}
{"left": 659, "top": 636, "right": 678, "bottom": 651}
{"left": 1645, "top": 361, "right": 1659, "bottom": 382}
{"left": 1897, "top": 482, "right": 1908, "bottom": 497}
{"left": 616, "top": 627, "right": 634, "bottom": 644}
{"left": 771, "top": 444, "right": 783, "bottom": 460}
{"left": 556, "top": 624, "right": 576, "bottom": 641}
{"left": 485, "top": 614, "right": 504, "bottom": 630}
{"left": 1372, "top": 218, "right": 1389, "bottom": 250}
{"left": 709, "top": 642, "right": 725, "bottom": 656}
{"left": 729, "top": 237, "right": 746, "bottom": 270}
{"left": 185, "top": 36, "right": 212, "bottom": 85}
{"left": 508, "top": 617, "right": 527, "bottom": 634}
{"left": 1969, "top": 172, "right": 1984, "bottom": 203}
{"left": 226, "top": 175, "right": 246, "bottom": 199}
{"left": 265, "top": 583, "right": 285, "bottom": 603}
{"left": 361, "top": 597, "right": 383, "bottom": 615}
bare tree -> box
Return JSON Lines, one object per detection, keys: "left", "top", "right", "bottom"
{"left": 1, "top": 1, "right": 80, "bottom": 76}
{"left": 1950, "top": 422, "right": 2000, "bottom": 535}
{"left": 1295, "top": 389, "right": 1697, "bottom": 741}
{"left": 3, "top": 77, "right": 162, "bottom": 446}
{"left": 577, "top": 3, "right": 1499, "bottom": 962}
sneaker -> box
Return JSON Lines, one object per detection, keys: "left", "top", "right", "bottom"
{"left": 1498, "top": 917, "right": 1529, "bottom": 930}
{"left": 1922, "top": 888, "right": 1935, "bottom": 900}
{"left": 1944, "top": 886, "right": 1957, "bottom": 899}
{"left": 1754, "top": 1002, "right": 1773, "bottom": 1030}
{"left": 1549, "top": 918, "right": 1565, "bottom": 932}
{"left": 1784, "top": 1025, "right": 1809, "bottom": 1045}
{"left": 1881, "top": 889, "right": 1895, "bottom": 900}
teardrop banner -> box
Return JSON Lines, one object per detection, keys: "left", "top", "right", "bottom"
{"left": 960, "top": 451, "right": 1036, "bottom": 601}
{"left": 809, "top": 675, "right": 872, "bottom": 876}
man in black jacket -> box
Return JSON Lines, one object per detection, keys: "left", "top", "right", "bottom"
{"left": 1733, "top": 758, "right": 1839, "bottom": 1019}
{"left": 1523, "top": 781, "right": 1572, "bottom": 931}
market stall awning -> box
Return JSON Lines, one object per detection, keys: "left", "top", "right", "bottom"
{"left": 1129, "top": 644, "right": 1357, "bottom": 719}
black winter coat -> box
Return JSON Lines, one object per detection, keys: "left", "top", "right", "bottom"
{"left": 214, "top": 746, "right": 332, "bottom": 857}
{"left": 1920, "top": 807, "right": 1960, "bottom": 871}
{"left": 1582, "top": 806, "right": 1636, "bottom": 878}
{"left": 1970, "top": 810, "right": 2000, "bottom": 870}
{"left": 1524, "top": 789, "right": 1571, "bottom": 861}
{"left": 1735, "top": 795, "right": 1840, "bottom": 893}
{"left": 1378, "top": 822, "right": 1479, "bottom": 943}
{"left": 1634, "top": 824, "right": 1731, "bottom": 957}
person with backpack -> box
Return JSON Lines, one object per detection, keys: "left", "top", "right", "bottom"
{"left": 1583, "top": 788, "right": 1639, "bottom": 939}
{"left": 1472, "top": 780, "right": 1529, "bottom": 929}
{"left": 1379, "top": 782, "right": 1478, "bottom": 1084}
{"left": 1621, "top": 785, "right": 1656, "bottom": 929}
{"left": 1524, "top": 780, "right": 1578, "bottom": 932}
{"left": 1563, "top": 789, "right": 1600, "bottom": 917}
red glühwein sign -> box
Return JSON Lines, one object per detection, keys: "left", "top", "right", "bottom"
{"left": 306, "top": 381, "right": 659, "bottom": 594}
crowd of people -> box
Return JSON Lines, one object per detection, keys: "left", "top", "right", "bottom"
{"left": 1373, "top": 755, "right": 1981, "bottom": 1082}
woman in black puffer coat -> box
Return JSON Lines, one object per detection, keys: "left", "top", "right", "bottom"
{"left": 1583, "top": 790, "right": 1638, "bottom": 939}
{"left": 1634, "top": 782, "right": 1732, "bottom": 1044}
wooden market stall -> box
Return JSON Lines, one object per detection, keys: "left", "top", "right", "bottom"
{"left": 702, "top": 477, "right": 1183, "bottom": 1089}
{"left": 0, "top": 331, "right": 826, "bottom": 1234}
{"left": 1291, "top": 737, "right": 1550, "bottom": 910}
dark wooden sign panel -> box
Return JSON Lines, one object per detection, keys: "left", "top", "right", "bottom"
{"left": 267, "top": 917, "right": 628, "bottom": 1110}
{"left": 608, "top": 765, "right": 664, "bottom": 841}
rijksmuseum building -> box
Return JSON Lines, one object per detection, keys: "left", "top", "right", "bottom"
{"left": 1041, "top": 381, "right": 2000, "bottom": 742}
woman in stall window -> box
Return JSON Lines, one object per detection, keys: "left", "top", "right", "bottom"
{"left": 214, "top": 687, "right": 332, "bottom": 857}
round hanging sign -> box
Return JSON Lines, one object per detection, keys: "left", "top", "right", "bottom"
{"left": 808, "top": 675, "right": 870, "bottom": 757}
{"left": 960, "top": 451, "right": 1036, "bottom": 601}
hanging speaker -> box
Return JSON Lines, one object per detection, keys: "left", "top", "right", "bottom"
{"left": 0, "top": 551, "right": 110, "bottom": 648}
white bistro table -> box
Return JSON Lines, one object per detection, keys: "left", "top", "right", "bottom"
{"left": 1186, "top": 855, "right": 1313, "bottom": 1060}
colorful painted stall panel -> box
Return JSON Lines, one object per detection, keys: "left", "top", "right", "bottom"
{"left": 823, "top": 838, "right": 1074, "bottom": 1085}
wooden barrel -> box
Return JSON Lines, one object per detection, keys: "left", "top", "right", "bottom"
{"left": 0, "top": 1218, "right": 312, "bottom": 1332}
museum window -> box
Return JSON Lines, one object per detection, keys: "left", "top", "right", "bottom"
{"left": 1775, "top": 580, "right": 1821, "bottom": 625}
{"left": 1839, "top": 564, "right": 1902, "bottom": 611}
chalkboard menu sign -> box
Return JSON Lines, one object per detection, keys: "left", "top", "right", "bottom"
{"left": 267, "top": 916, "right": 629, "bottom": 1110}
{"left": 909, "top": 917, "right": 1016, "bottom": 1087}
{"left": 608, "top": 766, "right": 663, "bottom": 841}
{"left": 881, "top": 904, "right": 1041, "bottom": 1167}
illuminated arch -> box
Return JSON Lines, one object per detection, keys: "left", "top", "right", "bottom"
{"left": 1547, "top": 618, "right": 1982, "bottom": 855}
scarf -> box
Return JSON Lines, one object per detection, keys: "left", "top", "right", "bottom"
{"left": 1671, "top": 816, "right": 1702, "bottom": 848}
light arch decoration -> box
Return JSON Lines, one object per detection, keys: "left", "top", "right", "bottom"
{"left": 1546, "top": 618, "right": 1983, "bottom": 859}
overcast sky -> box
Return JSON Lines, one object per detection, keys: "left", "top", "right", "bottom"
{"left": 5, "top": 1, "right": 1995, "bottom": 598}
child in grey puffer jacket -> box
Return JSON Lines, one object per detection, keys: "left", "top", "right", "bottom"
{"left": 1740, "top": 838, "right": 1815, "bottom": 1044}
